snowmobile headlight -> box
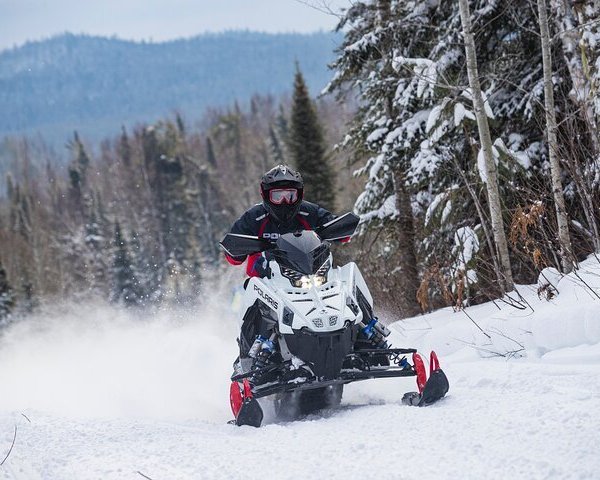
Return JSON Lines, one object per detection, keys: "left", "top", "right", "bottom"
{"left": 294, "top": 274, "right": 327, "bottom": 289}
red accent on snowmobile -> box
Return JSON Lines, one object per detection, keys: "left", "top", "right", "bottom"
{"left": 231, "top": 379, "right": 264, "bottom": 427}
{"left": 412, "top": 353, "right": 427, "bottom": 394}
{"left": 230, "top": 378, "right": 255, "bottom": 418}
{"left": 225, "top": 254, "right": 244, "bottom": 266}
{"left": 242, "top": 378, "right": 253, "bottom": 399}
{"left": 430, "top": 350, "right": 440, "bottom": 375}
{"left": 230, "top": 381, "right": 244, "bottom": 417}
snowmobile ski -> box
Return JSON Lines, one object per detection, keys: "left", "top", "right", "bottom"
{"left": 230, "top": 378, "right": 264, "bottom": 427}
{"left": 402, "top": 351, "right": 449, "bottom": 406}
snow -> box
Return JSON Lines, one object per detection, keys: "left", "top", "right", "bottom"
{"left": 453, "top": 102, "right": 475, "bottom": 127}
{"left": 476, "top": 144, "right": 500, "bottom": 183}
{"left": 441, "top": 199, "right": 452, "bottom": 224}
{"left": 360, "top": 194, "right": 398, "bottom": 223}
{"left": 425, "top": 192, "right": 446, "bottom": 226}
{"left": 392, "top": 56, "right": 437, "bottom": 99}
{"left": 0, "top": 258, "right": 600, "bottom": 479}
{"left": 453, "top": 226, "right": 479, "bottom": 265}
{"left": 366, "top": 127, "right": 388, "bottom": 144}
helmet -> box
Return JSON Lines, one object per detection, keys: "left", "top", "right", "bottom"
{"left": 260, "top": 165, "right": 304, "bottom": 225}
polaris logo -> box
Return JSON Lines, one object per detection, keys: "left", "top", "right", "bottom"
{"left": 253, "top": 285, "right": 279, "bottom": 310}
{"left": 262, "top": 232, "right": 280, "bottom": 239}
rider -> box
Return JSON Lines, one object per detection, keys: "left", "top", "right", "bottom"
{"left": 224, "top": 165, "right": 337, "bottom": 376}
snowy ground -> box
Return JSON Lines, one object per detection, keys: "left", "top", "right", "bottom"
{"left": 0, "top": 258, "right": 599, "bottom": 479}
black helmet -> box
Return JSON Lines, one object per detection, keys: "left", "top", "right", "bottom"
{"left": 260, "top": 165, "right": 304, "bottom": 225}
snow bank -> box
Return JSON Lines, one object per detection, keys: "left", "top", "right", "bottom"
{"left": 391, "top": 255, "right": 600, "bottom": 361}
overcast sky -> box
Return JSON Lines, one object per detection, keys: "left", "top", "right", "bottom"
{"left": 0, "top": 0, "right": 351, "bottom": 51}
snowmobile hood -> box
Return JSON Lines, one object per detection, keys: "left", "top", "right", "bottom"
{"left": 272, "top": 231, "right": 329, "bottom": 275}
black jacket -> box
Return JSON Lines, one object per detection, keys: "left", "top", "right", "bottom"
{"left": 225, "top": 201, "right": 334, "bottom": 269}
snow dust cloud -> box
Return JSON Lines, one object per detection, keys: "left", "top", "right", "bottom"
{"left": 0, "top": 293, "right": 240, "bottom": 423}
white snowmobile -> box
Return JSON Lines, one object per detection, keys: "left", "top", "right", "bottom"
{"left": 221, "top": 213, "right": 449, "bottom": 427}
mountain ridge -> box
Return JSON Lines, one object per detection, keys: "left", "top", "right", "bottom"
{"left": 0, "top": 31, "right": 340, "bottom": 143}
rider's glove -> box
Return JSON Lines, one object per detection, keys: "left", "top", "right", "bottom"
{"left": 253, "top": 256, "right": 271, "bottom": 279}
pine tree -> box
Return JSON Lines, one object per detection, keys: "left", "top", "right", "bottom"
{"left": 118, "top": 126, "right": 132, "bottom": 166}
{"left": 269, "top": 125, "right": 286, "bottom": 164}
{"left": 289, "top": 66, "right": 336, "bottom": 210}
{"left": 0, "top": 260, "right": 15, "bottom": 325}
{"left": 67, "top": 131, "right": 91, "bottom": 217}
{"left": 205, "top": 136, "right": 217, "bottom": 167}
{"left": 83, "top": 194, "right": 107, "bottom": 294}
{"left": 110, "top": 222, "right": 141, "bottom": 306}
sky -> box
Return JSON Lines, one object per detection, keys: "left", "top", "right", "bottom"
{"left": 0, "top": 0, "right": 351, "bottom": 51}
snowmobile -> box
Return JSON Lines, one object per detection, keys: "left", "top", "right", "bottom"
{"left": 221, "top": 213, "right": 449, "bottom": 427}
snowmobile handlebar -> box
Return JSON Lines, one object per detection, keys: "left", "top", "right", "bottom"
{"left": 220, "top": 212, "right": 360, "bottom": 258}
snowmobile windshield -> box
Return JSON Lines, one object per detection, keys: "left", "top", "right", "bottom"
{"left": 271, "top": 231, "right": 330, "bottom": 276}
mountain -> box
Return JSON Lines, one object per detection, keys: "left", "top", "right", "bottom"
{"left": 0, "top": 31, "right": 341, "bottom": 143}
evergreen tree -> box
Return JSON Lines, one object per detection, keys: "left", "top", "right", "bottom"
{"left": 289, "top": 66, "right": 336, "bottom": 209}
{"left": 205, "top": 136, "right": 217, "bottom": 167}
{"left": 67, "top": 131, "right": 91, "bottom": 217}
{"left": 0, "top": 260, "right": 15, "bottom": 325}
{"left": 110, "top": 222, "right": 141, "bottom": 306}
{"left": 269, "top": 125, "right": 286, "bottom": 164}
{"left": 118, "top": 126, "right": 132, "bottom": 166}
{"left": 83, "top": 194, "right": 108, "bottom": 294}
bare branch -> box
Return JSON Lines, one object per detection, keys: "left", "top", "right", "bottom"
{"left": 137, "top": 471, "right": 155, "bottom": 480}
{"left": 461, "top": 308, "right": 492, "bottom": 339}
{"left": 293, "top": 0, "right": 348, "bottom": 19}
{"left": 0, "top": 425, "right": 17, "bottom": 466}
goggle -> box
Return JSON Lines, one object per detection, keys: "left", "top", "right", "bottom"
{"left": 269, "top": 188, "right": 299, "bottom": 205}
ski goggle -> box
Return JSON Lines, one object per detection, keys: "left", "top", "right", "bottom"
{"left": 268, "top": 188, "right": 299, "bottom": 205}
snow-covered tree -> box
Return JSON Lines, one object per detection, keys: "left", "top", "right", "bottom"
{"left": 326, "top": 0, "right": 594, "bottom": 305}
{"left": 110, "top": 222, "right": 142, "bottom": 306}
{"left": 0, "top": 260, "right": 15, "bottom": 326}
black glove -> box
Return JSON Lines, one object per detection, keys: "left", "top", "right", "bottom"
{"left": 253, "top": 256, "right": 271, "bottom": 278}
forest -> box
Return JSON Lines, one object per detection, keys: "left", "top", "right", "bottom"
{"left": 0, "top": 0, "right": 599, "bottom": 326}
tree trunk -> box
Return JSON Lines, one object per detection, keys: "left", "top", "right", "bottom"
{"left": 538, "top": 0, "right": 574, "bottom": 272}
{"left": 393, "top": 170, "right": 421, "bottom": 317}
{"left": 458, "top": 0, "right": 514, "bottom": 293}
{"left": 550, "top": 0, "right": 600, "bottom": 156}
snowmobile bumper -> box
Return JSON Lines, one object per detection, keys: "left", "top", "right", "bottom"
{"left": 249, "top": 365, "right": 417, "bottom": 398}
